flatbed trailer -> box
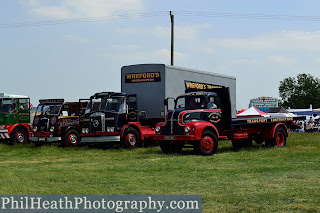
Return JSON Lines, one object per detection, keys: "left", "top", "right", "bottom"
{"left": 154, "top": 86, "right": 304, "bottom": 155}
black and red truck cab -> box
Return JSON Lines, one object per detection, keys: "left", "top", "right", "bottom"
{"left": 30, "top": 99, "right": 85, "bottom": 146}
{"left": 80, "top": 92, "right": 156, "bottom": 149}
{"left": 154, "top": 87, "right": 304, "bottom": 156}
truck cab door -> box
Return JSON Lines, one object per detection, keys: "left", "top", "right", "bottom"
{"left": 127, "top": 95, "right": 137, "bottom": 122}
{"left": 208, "top": 87, "right": 232, "bottom": 131}
{"left": 79, "top": 99, "right": 90, "bottom": 123}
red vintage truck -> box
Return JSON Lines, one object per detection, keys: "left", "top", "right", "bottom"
{"left": 154, "top": 84, "right": 304, "bottom": 155}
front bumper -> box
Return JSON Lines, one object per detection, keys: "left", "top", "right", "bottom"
{"left": 153, "top": 135, "right": 195, "bottom": 142}
{"left": 29, "top": 137, "right": 61, "bottom": 142}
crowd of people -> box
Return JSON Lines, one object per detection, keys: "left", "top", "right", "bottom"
{"left": 294, "top": 116, "right": 320, "bottom": 133}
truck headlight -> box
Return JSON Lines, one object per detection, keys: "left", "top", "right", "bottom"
{"left": 33, "top": 126, "right": 38, "bottom": 132}
{"left": 184, "top": 126, "right": 190, "bottom": 133}
{"left": 0, "top": 125, "right": 3, "bottom": 130}
{"left": 107, "top": 127, "right": 111, "bottom": 132}
{"left": 50, "top": 126, "right": 55, "bottom": 132}
{"left": 155, "top": 126, "right": 161, "bottom": 134}
{"left": 110, "top": 127, "right": 114, "bottom": 132}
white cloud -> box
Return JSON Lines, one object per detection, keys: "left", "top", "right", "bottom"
{"left": 267, "top": 56, "right": 296, "bottom": 64}
{"left": 208, "top": 30, "right": 320, "bottom": 51}
{"left": 63, "top": 35, "right": 90, "bottom": 43}
{"left": 25, "top": 0, "right": 144, "bottom": 19}
{"left": 112, "top": 44, "right": 140, "bottom": 51}
{"left": 232, "top": 58, "right": 258, "bottom": 64}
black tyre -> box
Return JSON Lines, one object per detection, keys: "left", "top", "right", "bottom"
{"left": 243, "top": 138, "right": 253, "bottom": 147}
{"left": 121, "top": 128, "right": 141, "bottom": 149}
{"left": 254, "top": 137, "right": 264, "bottom": 145}
{"left": 64, "top": 130, "right": 80, "bottom": 147}
{"left": 265, "top": 127, "right": 287, "bottom": 148}
{"left": 231, "top": 140, "right": 242, "bottom": 149}
{"left": 194, "top": 131, "right": 218, "bottom": 156}
{"left": 10, "top": 128, "right": 28, "bottom": 144}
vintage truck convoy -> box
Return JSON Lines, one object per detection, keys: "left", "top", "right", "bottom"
{"left": 78, "top": 64, "right": 237, "bottom": 148}
{"left": 29, "top": 99, "right": 86, "bottom": 146}
{"left": 0, "top": 93, "right": 32, "bottom": 144}
{"left": 154, "top": 83, "right": 304, "bottom": 155}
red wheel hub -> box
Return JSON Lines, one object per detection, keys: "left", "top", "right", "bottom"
{"left": 200, "top": 136, "right": 214, "bottom": 152}
{"left": 68, "top": 134, "right": 78, "bottom": 146}
{"left": 276, "top": 131, "right": 285, "bottom": 146}
{"left": 15, "top": 132, "right": 25, "bottom": 143}
{"left": 126, "top": 133, "right": 136, "bottom": 147}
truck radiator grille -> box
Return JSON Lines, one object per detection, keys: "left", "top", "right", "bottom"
{"left": 39, "top": 118, "right": 49, "bottom": 132}
{"left": 162, "top": 121, "right": 184, "bottom": 135}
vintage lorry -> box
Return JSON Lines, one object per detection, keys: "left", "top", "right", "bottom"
{"left": 78, "top": 64, "right": 237, "bottom": 148}
{"left": 0, "top": 93, "right": 32, "bottom": 144}
{"left": 154, "top": 82, "right": 304, "bottom": 155}
{"left": 29, "top": 99, "right": 86, "bottom": 146}
{"left": 79, "top": 92, "right": 157, "bottom": 148}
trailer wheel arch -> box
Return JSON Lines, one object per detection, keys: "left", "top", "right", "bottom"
{"left": 262, "top": 123, "right": 288, "bottom": 140}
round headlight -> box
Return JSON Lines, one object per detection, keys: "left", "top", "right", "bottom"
{"left": 50, "top": 126, "right": 55, "bottom": 132}
{"left": 33, "top": 126, "right": 38, "bottom": 132}
{"left": 86, "top": 128, "right": 89, "bottom": 133}
{"left": 184, "top": 126, "right": 190, "bottom": 133}
{"left": 107, "top": 127, "right": 111, "bottom": 132}
{"left": 155, "top": 126, "right": 161, "bottom": 133}
{"left": 82, "top": 128, "right": 86, "bottom": 133}
{"left": 110, "top": 127, "right": 115, "bottom": 132}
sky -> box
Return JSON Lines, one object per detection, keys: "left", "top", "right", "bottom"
{"left": 1, "top": 0, "right": 320, "bottom": 110}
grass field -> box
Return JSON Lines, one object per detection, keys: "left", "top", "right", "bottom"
{"left": 0, "top": 133, "right": 319, "bottom": 212}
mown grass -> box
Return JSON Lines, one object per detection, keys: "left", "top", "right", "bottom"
{"left": 0, "top": 133, "right": 319, "bottom": 212}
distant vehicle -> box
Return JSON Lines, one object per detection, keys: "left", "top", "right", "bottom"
{"left": 0, "top": 93, "right": 32, "bottom": 144}
{"left": 30, "top": 99, "right": 87, "bottom": 146}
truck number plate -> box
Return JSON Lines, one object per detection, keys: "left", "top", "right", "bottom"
{"left": 164, "top": 136, "right": 176, "bottom": 140}
{"left": 39, "top": 138, "right": 46, "bottom": 141}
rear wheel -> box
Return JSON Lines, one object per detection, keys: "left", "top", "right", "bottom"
{"left": 121, "top": 128, "right": 141, "bottom": 149}
{"left": 10, "top": 128, "right": 28, "bottom": 144}
{"left": 64, "top": 130, "right": 80, "bottom": 147}
{"left": 265, "top": 127, "right": 287, "bottom": 148}
{"left": 195, "top": 131, "right": 218, "bottom": 156}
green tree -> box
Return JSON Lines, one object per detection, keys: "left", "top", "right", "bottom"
{"left": 279, "top": 73, "right": 320, "bottom": 109}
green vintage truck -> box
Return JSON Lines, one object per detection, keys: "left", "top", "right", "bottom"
{"left": 0, "top": 93, "right": 32, "bottom": 144}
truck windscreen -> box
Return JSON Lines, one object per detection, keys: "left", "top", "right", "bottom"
{"left": 101, "top": 97, "right": 126, "bottom": 113}
{"left": 176, "top": 95, "right": 207, "bottom": 110}
{"left": 0, "top": 99, "right": 12, "bottom": 113}
{"left": 36, "top": 105, "right": 62, "bottom": 115}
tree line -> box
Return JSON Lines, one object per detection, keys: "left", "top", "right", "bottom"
{"left": 279, "top": 73, "right": 320, "bottom": 109}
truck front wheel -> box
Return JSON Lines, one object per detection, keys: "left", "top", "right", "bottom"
{"left": 195, "top": 131, "right": 218, "bottom": 156}
{"left": 64, "top": 130, "right": 80, "bottom": 147}
{"left": 121, "top": 128, "right": 141, "bottom": 149}
{"left": 10, "top": 128, "right": 28, "bottom": 144}
{"left": 265, "top": 127, "right": 287, "bottom": 148}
